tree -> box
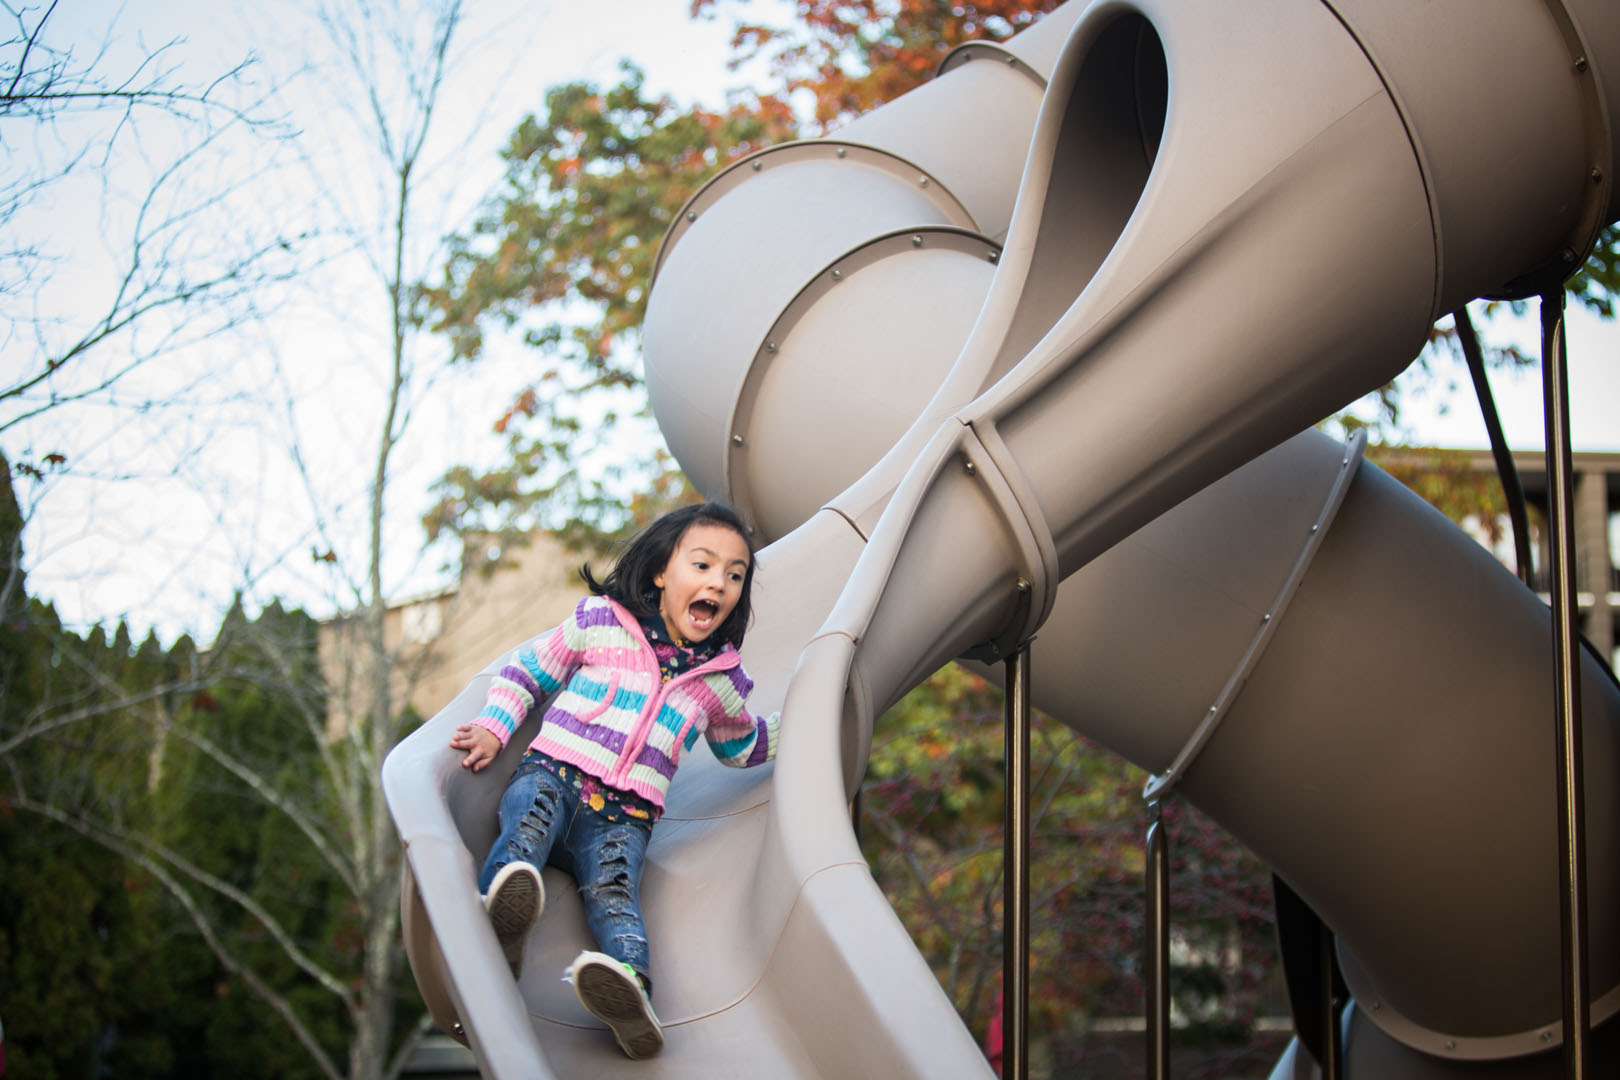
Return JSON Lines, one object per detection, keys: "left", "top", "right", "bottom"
{"left": 694, "top": 0, "right": 1062, "bottom": 132}
{"left": 0, "top": 578, "right": 360, "bottom": 1077}
{"left": 1, "top": 0, "right": 525, "bottom": 1073}
{"left": 419, "top": 65, "right": 798, "bottom": 550}
{"left": 1341, "top": 227, "right": 1620, "bottom": 443}
{"left": 0, "top": 0, "right": 303, "bottom": 447}
{"left": 860, "top": 666, "right": 1285, "bottom": 1073}
{"left": 1, "top": 450, "right": 348, "bottom": 1078}
{"left": 300, "top": 3, "right": 468, "bottom": 1074}
{"left": 420, "top": 1, "right": 1061, "bottom": 548}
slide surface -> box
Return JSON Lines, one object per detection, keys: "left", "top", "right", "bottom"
{"left": 382, "top": 0, "right": 1620, "bottom": 1075}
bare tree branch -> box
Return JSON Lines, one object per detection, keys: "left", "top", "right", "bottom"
{"left": 8, "top": 791, "right": 350, "bottom": 1080}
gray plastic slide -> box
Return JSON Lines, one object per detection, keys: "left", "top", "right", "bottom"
{"left": 381, "top": 1, "right": 1620, "bottom": 1075}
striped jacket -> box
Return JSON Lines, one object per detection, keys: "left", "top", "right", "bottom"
{"left": 470, "top": 596, "right": 779, "bottom": 810}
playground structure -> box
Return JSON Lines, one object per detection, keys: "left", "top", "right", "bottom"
{"left": 382, "top": 0, "right": 1620, "bottom": 1076}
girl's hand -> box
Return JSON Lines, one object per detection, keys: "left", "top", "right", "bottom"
{"left": 450, "top": 724, "right": 500, "bottom": 771}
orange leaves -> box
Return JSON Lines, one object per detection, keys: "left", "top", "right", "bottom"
{"left": 493, "top": 387, "right": 540, "bottom": 434}
{"left": 702, "top": 0, "right": 1058, "bottom": 131}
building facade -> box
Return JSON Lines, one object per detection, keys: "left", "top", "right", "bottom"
{"left": 319, "top": 533, "right": 589, "bottom": 736}
{"left": 1376, "top": 446, "right": 1620, "bottom": 672}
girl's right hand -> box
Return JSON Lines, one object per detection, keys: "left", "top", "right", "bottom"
{"left": 450, "top": 723, "right": 500, "bottom": 771}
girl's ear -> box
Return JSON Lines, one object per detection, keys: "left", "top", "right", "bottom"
{"left": 652, "top": 573, "right": 663, "bottom": 589}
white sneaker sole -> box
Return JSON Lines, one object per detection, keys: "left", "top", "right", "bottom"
{"left": 484, "top": 863, "right": 544, "bottom": 977}
{"left": 572, "top": 954, "right": 664, "bottom": 1059}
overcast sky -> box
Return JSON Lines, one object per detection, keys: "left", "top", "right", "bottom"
{"left": 6, "top": 0, "right": 790, "bottom": 642}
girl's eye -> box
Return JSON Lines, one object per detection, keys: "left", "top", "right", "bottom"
{"left": 728, "top": 572, "right": 743, "bottom": 583}
{"left": 693, "top": 560, "right": 709, "bottom": 570}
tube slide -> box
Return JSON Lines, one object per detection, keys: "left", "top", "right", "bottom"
{"left": 382, "top": 0, "right": 1620, "bottom": 1075}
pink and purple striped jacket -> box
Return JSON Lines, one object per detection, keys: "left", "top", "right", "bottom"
{"left": 470, "top": 596, "right": 778, "bottom": 810}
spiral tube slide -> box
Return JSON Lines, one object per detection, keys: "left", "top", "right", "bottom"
{"left": 383, "top": 1, "right": 1620, "bottom": 1074}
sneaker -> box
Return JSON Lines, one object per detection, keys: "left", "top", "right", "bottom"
{"left": 567, "top": 950, "right": 663, "bottom": 1059}
{"left": 483, "top": 862, "right": 544, "bottom": 978}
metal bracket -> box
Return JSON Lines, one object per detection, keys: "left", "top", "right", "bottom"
{"left": 1143, "top": 430, "right": 1367, "bottom": 802}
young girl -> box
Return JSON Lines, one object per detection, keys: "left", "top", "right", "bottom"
{"left": 449, "top": 502, "right": 779, "bottom": 1059}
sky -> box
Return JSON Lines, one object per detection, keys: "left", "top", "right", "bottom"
{"left": 1386, "top": 302, "right": 1620, "bottom": 453}
{"left": 5, "top": 0, "right": 1620, "bottom": 646}
{"left": 5, "top": 0, "right": 789, "bottom": 643}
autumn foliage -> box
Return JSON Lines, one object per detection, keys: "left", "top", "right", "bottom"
{"left": 692, "top": 0, "right": 1062, "bottom": 131}
{"left": 863, "top": 665, "right": 1286, "bottom": 1070}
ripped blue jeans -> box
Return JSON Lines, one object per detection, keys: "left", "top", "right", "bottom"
{"left": 478, "top": 753, "right": 654, "bottom": 992}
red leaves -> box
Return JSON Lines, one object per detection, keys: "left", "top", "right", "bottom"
{"left": 863, "top": 665, "right": 1281, "bottom": 1050}
{"left": 703, "top": 0, "right": 1060, "bottom": 131}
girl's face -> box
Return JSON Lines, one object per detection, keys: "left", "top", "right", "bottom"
{"left": 652, "top": 522, "right": 751, "bottom": 645}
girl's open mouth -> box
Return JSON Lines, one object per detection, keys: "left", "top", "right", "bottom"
{"left": 690, "top": 599, "right": 718, "bottom": 625}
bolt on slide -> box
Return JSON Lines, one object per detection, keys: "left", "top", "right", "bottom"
{"left": 383, "top": 0, "right": 1620, "bottom": 1075}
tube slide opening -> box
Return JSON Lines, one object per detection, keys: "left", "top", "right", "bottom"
{"left": 989, "top": 11, "right": 1166, "bottom": 378}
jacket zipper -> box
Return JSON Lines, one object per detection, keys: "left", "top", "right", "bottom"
{"left": 606, "top": 604, "right": 737, "bottom": 789}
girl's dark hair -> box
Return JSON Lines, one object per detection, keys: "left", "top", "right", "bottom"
{"left": 580, "top": 502, "right": 759, "bottom": 650}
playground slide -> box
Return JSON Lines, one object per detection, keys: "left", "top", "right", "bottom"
{"left": 383, "top": 0, "right": 1620, "bottom": 1075}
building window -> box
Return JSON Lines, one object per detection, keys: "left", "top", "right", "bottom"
{"left": 1609, "top": 509, "right": 1619, "bottom": 593}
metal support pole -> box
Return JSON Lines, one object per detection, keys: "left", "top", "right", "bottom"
{"left": 1145, "top": 804, "right": 1170, "bottom": 1080}
{"left": 1319, "top": 919, "right": 1341, "bottom": 1080}
{"left": 1455, "top": 306, "right": 1535, "bottom": 586}
{"left": 1540, "top": 288, "right": 1590, "bottom": 1077}
{"left": 1003, "top": 645, "right": 1031, "bottom": 1080}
